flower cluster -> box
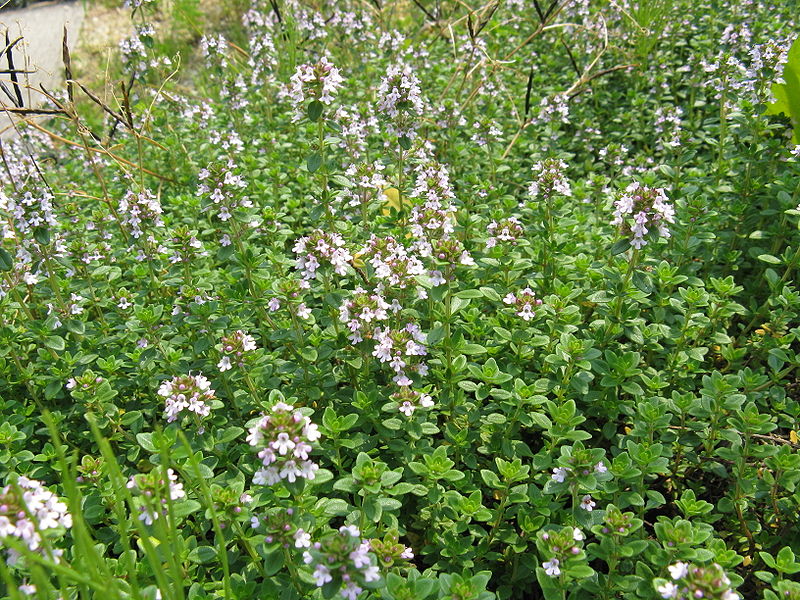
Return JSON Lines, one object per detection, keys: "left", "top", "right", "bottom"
{"left": 197, "top": 161, "right": 251, "bottom": 221}
{"left": 0, "top": 477, "right": 72, "bottom": 565}
{"left": 8, "top": 190, "right": 59, "bottom": 236}
{"left": 338, "top": 287, "right": 397, "bottom": 344}
{"left": 267, "top": 278, "right": 313, "bottom": 319}
{"left": 656, "top": 562, "right": 739, "bottom": 600}
{"left": 391, "top": 386, "right": 434, "bottom": 417}
{"left": 247, "top": 402, "right": 321, "bottom": 486}
{"left": 409, "top": 200, "right": 456, "bottom": 243}
{"left": 425, "top": 238, "right": 475, "bottom": 282}
{"left": 486, "top": 217, "right": 524, "bottom": 249}
{"left": 199, "top": 34, "right": 229, "bottom": 67}
{"left": 358, "top": 235, "right": 425, "bottom": 290}
{"left": 167, "top": 225, "right": 207, "bottom": 264}
{"left": 118, "top": 188, "right": 164, "bottom": 239}
{"left": 503, "top": 288, "right": 542, "bottom": 321}
{"left": 126, "top": 469, "right": 186, "bottom": 525}
{"left": 611, "top": 182, "right": 675, "bottom": 249}
{"left": 372, "top": 323, "right": 428, "bottom": 385}
{"left": 303, "top": 525, "right": 380, "bottom": 600}
{"left": 551, "top": 458, "right": 608, "bottom": 484}
{"left": 293, "top": 229, "right": 353, "bottom": 280}
{"left": 368, "top": 531, "right": 414, "bottom": 569}
{"left": 251, "top": 506, "right": 309, "bottom": 549}
{"left": 218, "top": 330, "right": 258, "bottom": 372}
{"left": 411, "top": 162, "right": 456, "bottom": 206}
{"left": 158, "top": 373, "right": 216, "bottom": 424}
{"left": 527, "top": 158, "right": 571, "bottom": 202}
{"left": 287, "top": 56, "right": 344, "bottom": 121}
{"left": 376, "top": 63, "right": 425, "bottom": 137}
{"left": 210, "top": 486, "right": 252, "bottom": 529}
{"left": 342, "top": 161, "right": 388, "bottom": 209}
{"left": 538, "top": 526, "right": 586, "bottom": 578}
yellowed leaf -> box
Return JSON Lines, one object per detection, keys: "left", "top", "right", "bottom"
{"left": 381, "top": 187, "right": 402, "bottom": 216}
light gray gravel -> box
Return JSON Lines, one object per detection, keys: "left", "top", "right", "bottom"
{"left": 0, "top": 0, "right": 84, "bottom": 138}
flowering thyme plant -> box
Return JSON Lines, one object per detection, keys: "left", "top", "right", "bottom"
{"left": 0, "top": 1, "right": 799, "bottom": 599}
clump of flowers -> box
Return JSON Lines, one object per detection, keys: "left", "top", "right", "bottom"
{"left": 251, "top": 506, "right": 310, "bottom": 549}
{"left": 158, "top": 373, "right": 216, "bottom": 425}
{"left": 338, "top": 287, "right": 395, "bottom": 344}
{"left": 537, "top": 526, "right": 587, "bottom": 578}
{"left": 267, "top": 278, "right": 314, "bottom": 320}
{"left": 486, "top": 216, "right": 524, "bottom": 249}
{"left": 372, "top": 322, "right": 428, "bottom": 385}
{"left": 0, "top": 476, "right": 72, "bottom": 565}
{"left": 126, "top": 469, "right": 186, "bottom": 525}
{"left": 594, "top": 504, "right": 642, "bottom": 539}
{"left": 611, "top": 182, "right": 675, "bottom": 249}
{"left": 425, "top": 238, "right": 475, "bottom": 284}
{"left": 287, "top": 56, "right": 344, "bottom": 121}
{"left": 167, "top": 225, "right": 207, "bottom": 265}
{"left": 247, "top": 401, "right": 321, "bottom": 486}
{"left": 210, "top": 486, "right": 252, "bottom": 529}
{"left": 118, "top": 188, "right": 163, "bottom": 239}
{"left": 368, "top": 531, "right": 414, "bottom": 569}
{"left": 197, "top": 161, "right": 251, "bottom": 221}
{"left": 655, "top": 562, "right": 740, "bottom": 600}
{"left": 293, "top": 229, "right": 353, "bottom": 280}
{"left": 390, "top": 386, "right": 434, "bottom": 417}
{"left": 376, "top": 63, "right": 425, "bottom": 137}
{"left": 303, "top": 525, "right": 381, "bottom": 600}
{"left": 218, "top": 330, "right": 258, "bottom": 372}
{"left": 503, "top": 288, "right": 542, "bottom": 321}
{"left": 527, "top": 158, "right": 571, "bottom": 202}
{"left": 357, "top": 235, "right": 425, "bottom": 290}
{"left": 342, "top": 161, "right": 388, "bottom": 210}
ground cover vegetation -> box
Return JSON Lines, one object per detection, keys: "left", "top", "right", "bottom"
{"left": 0, "top": 0, "right": 799, "bottom": 598}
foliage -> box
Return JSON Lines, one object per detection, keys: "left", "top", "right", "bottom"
{"left": 0, "top": 0, "right": 799, "bottom": 599}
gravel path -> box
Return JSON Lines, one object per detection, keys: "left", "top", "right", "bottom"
{"left": 0, "top": 0, "right": 84, "bottom": 138}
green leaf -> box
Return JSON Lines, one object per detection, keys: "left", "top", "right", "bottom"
{"left": 398, "top": 135, "right": 412, "bottom": 150}
{"left": 307, "top": 100, "right": 323, "bottom": 122}
{"left": 172, "top": 499, "right": 202, "bottom": 518}
{"left": 187, "top": 546, "right": 217, "bottom": 564}
{"left": 611, "top": 238, "right": 631, "bottom": 255}
{"left": 33, "top": 227, "right": 51, "bottom": 245}
{"left": 307, "top": 152, "right": 323, "bottom": 173}
{"left": 45, "top": 336, "right": 65, "bottom": 351}
{"left": 0, "top": 247, "right": 12, "bottom": 271}
{"left": 136, "top": 433, "right": 157, "bottom": 453}
{"left": 757, "top": 254, "right": 782, "bottom": 265}
{"left": 765, "top": 36, "right": 800, "bottom": 143}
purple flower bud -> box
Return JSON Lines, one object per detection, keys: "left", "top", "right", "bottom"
{"left": 571, "top": 547, "right": 580, "bottom": 554}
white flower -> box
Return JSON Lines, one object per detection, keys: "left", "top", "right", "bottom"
{"left": 312, "top": 564, "right": 333, "bottom": 587}
{"left": 594, "top": 461, "right": 607, "bottom": 474}
{"left": 542, "top": 558, "right": 561, "bottom": 577}
{"left": 580, "top": 495, "right": 596, "bottom": 511}
{"left": 340, "top": 525, "right": 360, "bottom": 537}
{"left": 297, "top": 303, "right": 312, "bottom": 319}
{"left": 363, "top": 565, "right": 380, "bottom": 582}
{"left": 429, "top": 270, "right": 445, "bottom": 286}
{"left": 294, "top": 529, "right": 311, "bottom": 548}
{"left": 272, "top": 432, "right": 296, "bottom": 455}
{"left": 657, "top": 582, "right": 678, "bottom": 599}
{"left": 668, "top": 562, "right": 688, "bottom": 580}
{"left": 551, "top": 467, "right": 569, "bottom": 483}
{"left": 218, "top": 356, "right": 232, "bottom": 371}
{"left": 573, "top": 527, "right": 585, "bottom": 541}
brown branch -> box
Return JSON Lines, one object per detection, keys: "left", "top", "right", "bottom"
{"left": 27, "top": 121, "right": 176, "bottom": 183}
